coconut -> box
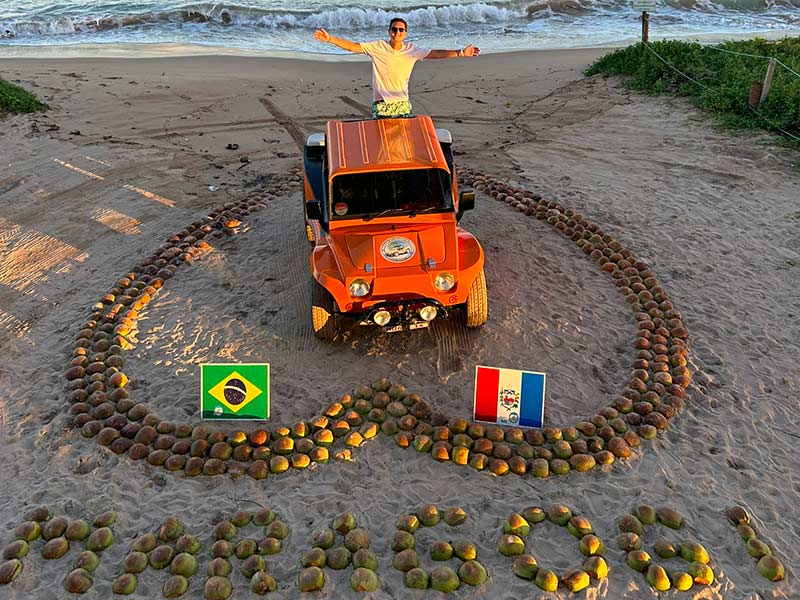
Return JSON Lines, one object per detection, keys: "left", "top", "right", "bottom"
{"left": 301, "top": 548, "right": 326, "bottom": 568}
{"left": 350, "top": 567, "right": 380, "bottom": 592}
{"left": 251, "top": 571, "right": 277, "bottom": 594}
{"left": 163, "top": 574, "right": 189, "bottom": 598}
{"left": 112, "top": 573, "right": 138, "bottom": 595}
{"left": 737, "top": 524, "right": 757, "bottom": 540}
{"left": 171, "top": 552, "right": 199, "bottom": 577}
{"left": 159, "top": 516, "right": 185, "bottom": 542}
{"left": 2, "top": 540, "right": 28, "bottom": 560}
{"left": 42, "top": 516, "right": 68, "bottom": 540}
{"left": 633, "top": 504, "right": 657, "bottom": 525}
{"left": 653, "top": 538, "right": 678, "bottom": 559}
{"left": 266, "top": 521, "right": 288, "bottom": 540}
{"left": 25, "top": 506, "right": 51, "bottom": 522}
{"left": 207, "top": 558, "right": 231, "bottom": 577}
{"left": 617, "top": 532, "right": 641, "bottom": 552}
{"left": 688, "top": 562, "right": 714, "bottom": 585}
{"left": 746, "top": 538, "right": 771, "bottom": 559}
{"left": 511, "top": 554, "right": 538, "bottom": 579}
{"left": 391, "top": 530, "right": 415, "bottom": 552}
{"left": 396, "top": 515, "right": 420, "bottom": 533}
{"left": 123, "top": 551, "right": 148, "bottom": 573}
{"left": 503, "top": 513, "right": 530, "bottom": 537}
{"left": 149, "top": 545, "right": 175, "bottom": 569}
{"left": 430, "top": 566, "right": 460, "bottom": 592}
{"left": 352, "top": 548, "right": 378, "bottom": 571}
{"left": 546, "top": 505, "right": 573, "bottom": 526}
{"left": 230, "top": 510, "right": 252, "bottom": 527}
{"left": 175, "top": 534, "right": 201, "bottom": 555}
{"left": 268, "top": 456, "right": 289, "bottom": 474}
{"left": 417, "top": 505, "right": 440, "bottom": 527}
{"left": 64, "top": 568, "right": 93, "bottom": 593}
{"left": 498, "top": 533, "right": 525, "bottom": 556}
{"left": 344, "top": 528, "right": 370, "bottom": 552}
{"left": 430, "top": 541, "right": 453, "bottom": 561}
{"left": 646, "top": 564, "right": 671, "bottom": 591}
{"left": 656, "top": 507, "right": 683, "bottom": 529}
{"left": 212, "top": 521, "right": 237, "bottom": 542}
{"left": 583, "top": 556, "right": 609, "bottom": 579}
{"left": 83, "top": 526, "right": 111, "bottom": 553}
{"left": 42, "top": 537, "right": 70, "bottom": 559}
{"left": 235, "top": 539, "right": 258, "bottom": 559}
{"left": 725, "top": 506, "right": 750, "bottom": 526}
{"left": 443, "top": 507, "right": 468, "bottom": 526}
{"left": 521, "top": 507, "right": 546, "bottom": 524}
{"left": 14, "top": 521, "right": 41, "bottom": 542}
{"left": 579, "top": 534, "right": 605, "bottom": 556}
{"left": 468, "top": 454, "right": 489, "bottom": 470}
{"left": 0, "top": 559, "right": 22, "bottom": 584}
{"left": 618, "top": 514, "right": 644, "bottom": 535}
{"left": 204, "top": 575, "right": 233, "bottom": 599}
{"left": 310, "top": 528, "right": 335, "bottom": 550}
{"left": 458, "top": 560, "right": 488, "bottom": 586}
{"left": 326, "top": 547, "right": 352, "bottom": 570}
{"left": 680, "top": 541, "right": 709, "bottom": 564}
{"left": 332, "top": 513, "right": 356, "bottom": 534}
{"left": 757, "top": 555, "right": 785, "bottom": 582}
{"left": 534, "top": 568, "right": 558, "bottom": 592}
{"left": 253, "top": 508, "right": 276, "bottom": 526}
{"left": 132, "top": 533, "right": 157, "bottom": 553}
{"left": 567, "top": 516, "right": 594, "bottom": 538}
{"left": 241, "top": 555, "right": 266, "bottom": 578}
{"left": 626, "top": 550, "right": 651, "bottom": 572}
{"left": 453, "top": 540, "right": 477, "bottom": 561}
{"left": 393, "top": 549, "right": 419, "bottom": 572}
{"left": 258, "top": 538, "right": 281, "bottom": 555}
{"left": 562, "top": 569, "right": 590, "bottom": 592}
{"left": 404, "top": 567, "right": 429, "bottom": 589}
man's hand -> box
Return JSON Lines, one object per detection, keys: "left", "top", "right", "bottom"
{"left": 314, "top": 28, "right": 331, "bottom": 43}
{"left": 462, "top": 44, "right": 480, "bottom": 57}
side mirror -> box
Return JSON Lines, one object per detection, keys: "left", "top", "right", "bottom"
{"left": 459, "top": 190, "right": 475, "bottom": 212}
{"left": 305, "top": 201, "right": 322, "bottom": 221}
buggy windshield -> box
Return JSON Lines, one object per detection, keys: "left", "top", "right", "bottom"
{"left": 330, "top": 168, "right": 452, "bottom": 220}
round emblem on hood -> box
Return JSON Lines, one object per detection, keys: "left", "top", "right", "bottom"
{"left": 380, "top": 236, "right": 416, "bottom": 263}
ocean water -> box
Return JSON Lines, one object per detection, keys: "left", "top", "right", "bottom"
{"left": 1, "top": 0, "right": 799, "bottom": 55}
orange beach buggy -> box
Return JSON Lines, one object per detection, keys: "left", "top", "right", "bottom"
{"left": 302, "top": 115, "right": 487, "bottom": 340}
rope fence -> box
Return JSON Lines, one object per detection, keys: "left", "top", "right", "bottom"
{"left": 639, "top": 39, "right": 800, "bottom": 143}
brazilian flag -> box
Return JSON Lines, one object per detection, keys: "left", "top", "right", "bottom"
{"left": 201, "top": 363, "right": 269, "bottom": 420}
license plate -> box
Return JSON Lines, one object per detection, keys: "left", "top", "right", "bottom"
{"left": 385, "top": 322, "right": 429, "bottom": 333}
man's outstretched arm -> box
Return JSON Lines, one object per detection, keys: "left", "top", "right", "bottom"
{"left": 315, "top": 28, "right": 363, "bottom": 53}
{"left": 426, "top": 44, "right": 480, "bottom": 59}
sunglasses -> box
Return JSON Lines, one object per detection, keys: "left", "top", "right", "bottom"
{"left": 390, "top": 27, "right": 406, "bottom": 32}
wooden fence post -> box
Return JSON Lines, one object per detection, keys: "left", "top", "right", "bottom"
{"left": 641, "top": 11, "right": 650, "bottom": 44}
{"left": 759, "top": 58, "right": 777, "bottom": 105}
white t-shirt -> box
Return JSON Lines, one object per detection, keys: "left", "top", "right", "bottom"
{"left": 361, "top": 40, "right": 431, "bottom": 103}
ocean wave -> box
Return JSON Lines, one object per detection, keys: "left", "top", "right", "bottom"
{"left": 2, "top": 0, "right": 798, "bottom": 39}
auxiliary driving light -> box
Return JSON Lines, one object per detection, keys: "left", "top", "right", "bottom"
{"left": 419, "top": 305, "right": 438, "bottom": 322}
{"left": 373, "top": 310, "right": 392, "bottom": 326}
{"left": 434, "top": 273, "right": 455, "bottom": 291}
{"left": 348, "top": 279, "right": 370, "bottom": 297}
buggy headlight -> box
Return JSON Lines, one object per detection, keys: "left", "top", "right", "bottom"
{"left": 434, "top": 273, "right": 455, "bottom": 291}
{"left": 348, "top": 279, "right": 370, "bottom": 297}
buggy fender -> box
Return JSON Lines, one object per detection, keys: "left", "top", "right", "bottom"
{"left": 457, "top": 229, "right": 485, "bottom": 296}
{"left": 311, "top": 243, "right": 349, "bottom": 310}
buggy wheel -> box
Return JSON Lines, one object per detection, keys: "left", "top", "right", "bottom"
{"left": 465, "top": 269, "right": 487, "bottom": 328}
{"left": 312, "top": 279, "right": 339, "bottom": 341}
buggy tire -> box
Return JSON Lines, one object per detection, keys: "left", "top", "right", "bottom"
{"left": 465, "top": 269, "right": 487, "bottom": 328}
{"left": 312, "top": 279, "right": 339, "bottom": 341}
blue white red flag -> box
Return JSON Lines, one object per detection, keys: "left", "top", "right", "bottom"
{"left": 473, "top": 365, "right": 545, "bottom": 428}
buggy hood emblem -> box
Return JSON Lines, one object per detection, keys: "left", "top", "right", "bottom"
{"left": 380, "top": 236, "right": 416, "bottom": 263}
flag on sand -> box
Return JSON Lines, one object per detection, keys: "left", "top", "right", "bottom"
{"left": 473, "top": 365, "right": 545, "bottom": 428}
{"left": 201, "top": 363, "right": 269, "bottom": 420}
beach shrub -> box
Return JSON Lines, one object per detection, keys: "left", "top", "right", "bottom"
{"left": 586, "top": 38, "right": 800, "bottom": 141}
{"left": 0, "top": 78, "right": 48, "bottom": 116}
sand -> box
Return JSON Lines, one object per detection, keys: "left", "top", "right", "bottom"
{"left": 0, "top": 47, "right": 797, "bottom": 598}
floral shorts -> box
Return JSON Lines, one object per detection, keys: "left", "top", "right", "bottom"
{"left": 372, "top": 100, "right": 413, "bottom": 119}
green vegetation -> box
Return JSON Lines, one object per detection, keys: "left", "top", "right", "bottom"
{"left": 0, "top": 77, "right": 48, "bottom": 116}
{"left": 586, "top": 38, "right": 800, "bottom": 140}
